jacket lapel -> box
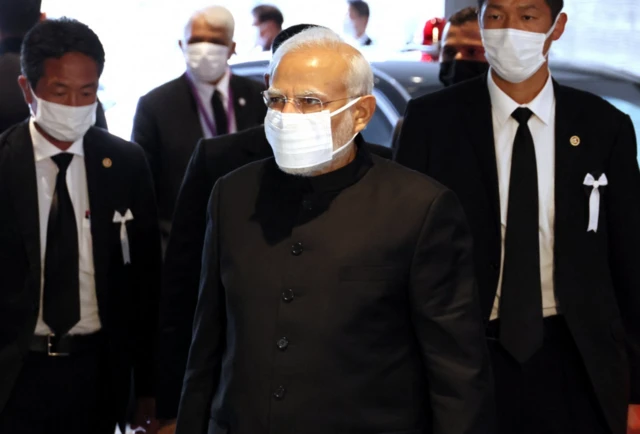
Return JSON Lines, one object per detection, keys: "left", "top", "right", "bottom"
{"left": 231, "top": 74, "right": 258, "bottom": 131}
{"left": 83, "top": 128, "right": 112, "bottom": 323}
{"left": 464, "top": 75, "right": 501, "bottom": 237}
{"left": 179, "top": 74, "right": 207, "bottom": 144}
{"left": 8, "top": 122, "right": 41, "bottom": 285}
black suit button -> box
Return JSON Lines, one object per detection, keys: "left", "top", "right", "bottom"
{"left": 277, "top": 337, "right": 289, "bottom": 350}
{"left": 291, "top": 242, "right": 304, "bottom": 256}
{"left": 302, "top": 200, "right": 313, "bottom": 211}
{"left": 273, "top": 386, "right": 286, "bottom": 400}
{"left": 282, "top": 289, "right": 295, "bottom": 303}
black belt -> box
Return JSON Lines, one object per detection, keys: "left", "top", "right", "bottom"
{"left": 486, "top": 315, "right": 566, "bottom": 340}
{"left": 30, "top": 332, "right": 103, "bottom": 357}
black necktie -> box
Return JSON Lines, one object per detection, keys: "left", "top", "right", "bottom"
{"left": 211, "top": 89, "right": 228, "bottom": 136}
{"left": 499, "top": 107, "right": 544, "bottom": 363}
{"left": 43, "top": 153, "right": 80, "bottom": 336}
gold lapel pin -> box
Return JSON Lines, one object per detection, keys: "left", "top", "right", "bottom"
{"left": 570, "top": 136, "right": 581, "bottom": 147}
{"left": 102, "top": 158, "right": 113, "bottom": 168}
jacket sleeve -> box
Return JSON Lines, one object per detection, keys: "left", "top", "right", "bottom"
{"left": 394, "top": 99, "right": 429, "bottom": 173}
{"left": 175, "top": 180, "right": 226, "bottom": 434}
{"left": 409, "top": 189, "right": 495, "bottom": 434}
{"left": 129, "top": 145, "right": 163, "bottom": 398}
{"left": 131, "top": 96, "right": 161, "bottom": 193}
{"left": 156, "top": 140, "right": 214, "bottom": 419}
{"left": 606, "top": 114, "right": 640, "bottom": 403}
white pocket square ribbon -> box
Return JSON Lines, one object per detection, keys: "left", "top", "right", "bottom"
{"left": 113, "top": 209, "right": 134, "bottom": 264}
{"left": 583, "top": 173, "right": 608, "bottom": 233}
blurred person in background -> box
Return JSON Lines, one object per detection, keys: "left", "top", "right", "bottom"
{"left": 396, "top": 0, "right": 640, "bottom": 433}
{"left": 156, "top": 24, "right": 392, "bottom": 434}
{"left": 343, "top": 0, "right": 372, "bottom": 46}
{"left": 0, "top": 0, "right": 107, "bottom": 134}
{"left": 131, "top": 5, "right": 265, "bottom": 251}
{"left": 252, "top": 4, "right": 283, "bottom": 52}
{"left": 0, "top": 18, "right": 161, "bottom": 434}
{"left": 439, "top": 7, "right": 488, "bottom": 87}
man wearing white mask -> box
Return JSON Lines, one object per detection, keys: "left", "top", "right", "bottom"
{"left": 396, "top": 0, "right": 640, "bottom": 433}
{"left": 132, "top": 5, "right": 265, "bottom": 250}
{"left": 0, "top": 18, "right": 161, "bottom": 434}
{"left": 175, "top": 27, "right": 494, "bottom": 434}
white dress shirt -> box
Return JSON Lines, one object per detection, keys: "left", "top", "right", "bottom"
{"left": 31, "top": 119, "right": 101, "bottom": 336}
{"left": 488, "top": 71, "right": 558, "bottom": 320}
{"left": 192, "top": 68, "right": 237, "bottom": 139}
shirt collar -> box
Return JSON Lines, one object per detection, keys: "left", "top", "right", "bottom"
{"left": 357, "top": 33, "right": 371, "bottom": 45}
{"left": 487, "top": 69, "right": 555, "bottom": 128}
{"left": 191, "top": 67, "right": 232, "bottom": 101}
{"left": 30, "top": 118, "right": 84, "bottom": 162}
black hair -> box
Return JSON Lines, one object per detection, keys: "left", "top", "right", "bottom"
{"left": 252, "top": 4, "right": 284, "bottom": 28}
{"left": 0, "top": 0, "right": 42, "bottom": 36}
{"left": 449, "top": 7, "right": 479, "bottom": 26}
{"left": 477, "top": 0, "right": 563, "bottom": 20}
{"left": 21, "top": 17, "right": 105, "bottom": 89}
{"left": 348, "top": 0, "right": 370, "bottom": 19}
{"left": 271, "top": 24, "right": 325, "bottom": 54}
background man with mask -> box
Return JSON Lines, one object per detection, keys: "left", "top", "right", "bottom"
{"left": 396, "top": 0, "right": 640, "bottom": 433}
{"left": 343, "top": 0, "right": 373, "bottom": 46}
{"left": 175, "top": 27, "right": 494, "bottom": 434}
{"left": 132, "top": 5, "right": 265, "bottom": 250}
{"left": 251, "top": 4, "right": 283, "bottom": 52}
{"left": 0, "top": 0, "right": 108, "bottom": 134}
{"left": 0, "top": 18, "right": 161, "bottom": 434}
{"left": 439, "top": 6, "right": 488, "bottom": 87}
{"left": 157, "top": 23, "right": 393, "bottom": 433}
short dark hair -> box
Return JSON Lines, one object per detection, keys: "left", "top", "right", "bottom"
{"left": 252, "top": 5, "right": 284, "bottom": 28}
{"left": 271, "top": 24, "right": 325, "bottom": 54}
{"left": 477, "top": 0, "right": 563, "bottom": 20}
{"left": 0, "top": 0, "right": 42, "bottom": 36}
{"left": 21, "top": 18, "right": 105, "bottom": 89}
{"left": 449, "top": 7, "right": 479, "bottom": 26}
{"left": 348, "top": 0, "right": 370, "bottom": 19}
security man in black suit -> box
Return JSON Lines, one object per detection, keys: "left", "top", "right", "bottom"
{"left": 132, "top": 5, "right": 265, "bottom": 248}
{"left": 176, "top": 26, "right": 493, "bottom": 434}
{"left": 0, "top": 0, "right": 108, "bottom": 134}
{"left": 396, "top": 0, "right": 640, "bottom": 433}
{"left": 156, "top": 24, "right": 392, "bottom": 430}
{"left": 0, "top": 18, "right": 161, "bottom": 434}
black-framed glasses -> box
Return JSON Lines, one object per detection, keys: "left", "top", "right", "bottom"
{"left": 261, "top": 91, "right": 357, "bottom": 114}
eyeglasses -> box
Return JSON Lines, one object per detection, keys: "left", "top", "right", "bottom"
{"left": 261, "top": 91, "right": 358, "bottom": 114}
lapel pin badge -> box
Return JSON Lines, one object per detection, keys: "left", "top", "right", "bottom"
{"left": 102, "top": 158, "right": 113, "bottom": 168}
{"left": 570, "top": 136, "right": 581, "bottom": 147}
{"left": 238, "top": 97, "right": 246, "bottom": 107}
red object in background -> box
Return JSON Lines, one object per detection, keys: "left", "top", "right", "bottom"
{"left": 630, "top": 405, "right": 640, "bottom": 434}
{"left": 422, "top": 17, "right": 446, "bottom": 46}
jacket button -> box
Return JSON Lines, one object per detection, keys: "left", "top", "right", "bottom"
{"left": 291, "top": 242, "right": 303, "bottom": 256}
{"left": 277, "top": 337, "right": 289, "bottom": 350}
{"left": 282, "top": 289, "right": 294, "bottom": 303}
{"left": 273, "top": 386, "right": 286, "bottom": 400}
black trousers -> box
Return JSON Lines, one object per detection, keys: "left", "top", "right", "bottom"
{"left": 487, "top": 315, "right": 610, "bottom": 434}
{"left": 0, "top": 346, "right": 116, "bottom": 434}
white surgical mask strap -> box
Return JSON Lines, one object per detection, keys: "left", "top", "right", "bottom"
{"left": 329, "top": 96, "right": 362, "bottom": 117}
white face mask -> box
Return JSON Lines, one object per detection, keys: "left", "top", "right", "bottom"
{"left": 481, "top": 14, "right": 560, "bottom": 83}
{"left": 32, "top": 94, "right": 97, "bottom": 142}
{"left": 264, "top": 97, "right": 361, "bottom": 172}
{"left": 184, "top": 42, "right": 229, "bottom": 83}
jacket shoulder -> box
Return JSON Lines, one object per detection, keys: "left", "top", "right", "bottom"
{"left": 556, "top": 83, "right": 627, "bottom": 120}
{"left": 139, "top": 76, "right": 187, "bottom": 104}
{"left": 87, "top": 127, "right": 147, "bottom": 163}
{"left": 410, "top": 76, "right": 482, "bottom": 109}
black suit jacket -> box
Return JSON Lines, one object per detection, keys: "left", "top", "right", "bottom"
{"left": 395, "top": 75, "right": 640, "bottom": 434}
{"left": 175, "top": 148, "right": 494, "bottom": 434}
{"left": 0, "top": 38, "right": 108, "bottom": 134}
{"left": 157, "top": 126, "right": 392, "bottom": 419}
{"left": 131, "top": 73, "right": 266, "bottom": 239}
{"left": 0, "top": 122, "right": 161, "bottom": 422}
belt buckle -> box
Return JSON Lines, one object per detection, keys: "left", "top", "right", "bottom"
{"left": 47, "top": 334, "right": 69, "bottom": 357}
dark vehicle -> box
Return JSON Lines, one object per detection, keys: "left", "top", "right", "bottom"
{"left": 232, "top": 58, "right": 640, "bottom": 159}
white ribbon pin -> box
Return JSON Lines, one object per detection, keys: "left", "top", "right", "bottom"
{"left": 583, "top": 173, "right": 608, "bottom": 233}
{"left": 113, "top": 210, "right": 134, "bottom": 264}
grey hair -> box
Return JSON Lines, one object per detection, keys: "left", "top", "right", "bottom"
{"left": 268, "top": 27, "right": 374, "bottom": 96}
{"left": 184, "top": 6, "right": 235, "bottom": 41}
